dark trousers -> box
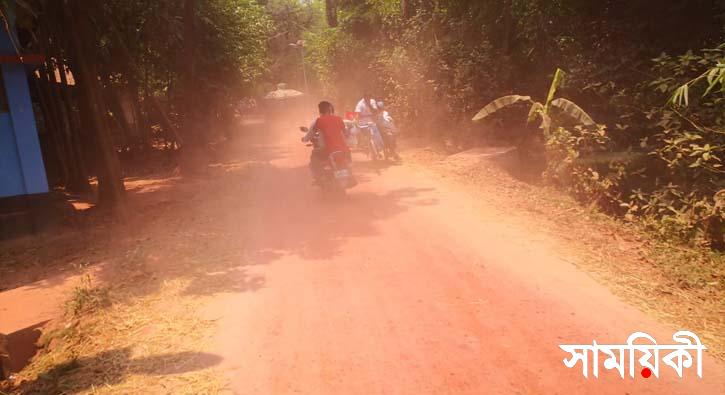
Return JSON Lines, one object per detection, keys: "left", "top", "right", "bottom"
{"left": 309, "top": 149, "right": 326, "bottom": 181}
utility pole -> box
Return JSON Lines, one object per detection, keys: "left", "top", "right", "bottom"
{"left": 289, "top": 40, "right": 309, "bottom": 95}
{"left": 289, "top": 40, "right": 311, "bottom": 117}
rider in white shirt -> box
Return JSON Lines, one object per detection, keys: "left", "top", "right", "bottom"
{"left": 376, "top": 101, "right": 396, "bottom": 132}
{"left": 355, "top": 93, "right": 384, "bottom": 153}
{"left": 355, "top": 94, "right": 378, "bottom": 122}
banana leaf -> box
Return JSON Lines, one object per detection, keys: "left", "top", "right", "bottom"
{"left": 550, "top": 98, "right": 596, "bottom": 126}
{"left": 472, "top": 95, "right": 532, "bottom": 122}
{"left": 544, "top": 68, "right": 566, "bottom": 112}
{"left": 527, "top": 102, "right": 544, "bottom": 124}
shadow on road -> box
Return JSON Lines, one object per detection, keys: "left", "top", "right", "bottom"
{"left": 3, "top": 321, "right": 47, "bottom": 374}
{"left": 0, "top": 117, "right": 438, "bottom": 392}
{"left": 0, "top": 116, "right": 439, "bottom": 311}
{"left": 13, "top": 348, "right": 221, "bottom": 394}
{"left": 89, "top": 118, "right": 438, "bottom": 300}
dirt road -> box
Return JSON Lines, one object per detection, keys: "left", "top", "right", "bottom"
{"left": 196, "top": 122, "right": 725, "bottom": 394}
{"left": 2, "top": 118, "right": 723, "bottom": 393}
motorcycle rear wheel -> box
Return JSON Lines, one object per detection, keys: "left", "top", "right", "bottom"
{"left": 370, "top": 140, "right": 380, "bottom": 161}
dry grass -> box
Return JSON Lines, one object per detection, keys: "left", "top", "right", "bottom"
{"left": 7, "top": 277, "right": 224, "bottom": 394}
{"left": 1, "top": 160, "right": 258, "bottom": 394}
{"left": 404, "top": 140, "right": 725, "bottom": 360}
{"left": 65, "top": 275, "right": 111, "bottom": 318}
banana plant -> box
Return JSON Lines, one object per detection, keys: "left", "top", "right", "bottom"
{"left": 472, "top": 68, "right": 596, "bottom": 135}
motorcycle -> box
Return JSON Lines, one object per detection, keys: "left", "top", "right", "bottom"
{"left": 344, "top": 107, "right": 398, "bottom": 162}
{"left": 356, "top": 122, "right": 384, "bottom": 161}
{"left": 377, "top": 109, "right": 400, "bottom": 161}
{"left": 343, "top": 119, "right": 358, "bottom": 148}
{"left": 300, "top": 126, "right": 355, "bottom": 196}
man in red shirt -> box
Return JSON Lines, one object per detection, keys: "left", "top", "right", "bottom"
{"left": 302, "top": 101, "right": 352, "bottom": 182}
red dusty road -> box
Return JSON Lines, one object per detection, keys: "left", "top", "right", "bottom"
{"left": 202, "top": 124, "right": 725, "bottom": 394}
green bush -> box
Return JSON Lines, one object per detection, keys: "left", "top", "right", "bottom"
{"left": 626, "top": 46, "right": 724, "bottom": 247}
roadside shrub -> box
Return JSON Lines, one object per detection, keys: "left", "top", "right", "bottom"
{"left": 65, "top": 275, "right": 110, "bottom": 317}
{"left": 624, "top": 46, "right": 724, "bottom": 247}
{"left": 543, "top": 45, "right": 723, "bottom": 248}
{"left": 544, "top": 124, "right": 627, "bottom": 211}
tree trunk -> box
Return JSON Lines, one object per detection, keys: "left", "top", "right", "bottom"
{"left": 65, "top": 1, "right": 125, "bottom": 209}
{"left": 401, "top": 0, "right": 411, "bottom": 19}
{"left": 45, "top": 58, "right": 89, "bottom": 194}
{"left": 502, "top": 0, "right": 513, "bottom": 55}
{"left": 41, "top": 7, "right": 91, "bottom": 193}
{"left": 34, "top": 25, "right": 72, "bottom": 189}
{"left": 75, "top": 85, "right": 101, "bottom": 175}
{"left": 101, "top": 71, "right": 133, "bottom": 151}
{"left": 127, "top": 79, "right": 151, "bottom": 151}
{"left": 33, "top": 74, "right": 69, "bottom": 187}
{"left": 57, "top": 57, "right": 91, "bottom": 193}
{"left": 326, "top": 0, "right": 338, "bottom": 27}
{"left": 179, "top": 0, "right": 207, "bottom": 172}
{"left": 108, "top": 22, "right": 152, "bottom": 151}
{"left": 183, "top": 0, "right": 197, "bottom": 124}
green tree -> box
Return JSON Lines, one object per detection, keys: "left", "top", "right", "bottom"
{"left": 5, "top": 0, "right": 272, "bottom": 209}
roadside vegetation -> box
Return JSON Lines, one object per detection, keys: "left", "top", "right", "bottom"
{"left": 303, "top": 0, "right": 724, "bottom": 252}
{"left": 2, "top": 0, "right": 271, "bottom": 207}
{"left": 15, "top": 0, "right": 719, "bottom": 247}
{"left": 5, "top": 1, "right": 721, "bottom": 250}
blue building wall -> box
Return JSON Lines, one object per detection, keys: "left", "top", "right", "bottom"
{"left": 0, "top": 6, "right": 49, "bottom": 199}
